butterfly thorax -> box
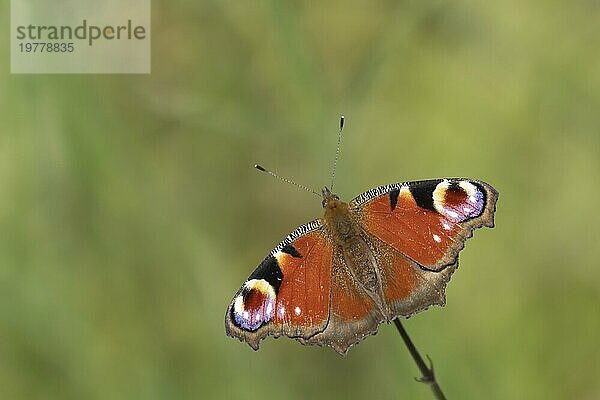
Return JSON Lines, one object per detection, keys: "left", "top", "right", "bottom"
{"left": 321, "top": 187, "right": 356, "bottom": 243}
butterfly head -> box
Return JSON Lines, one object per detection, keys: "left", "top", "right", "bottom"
{"left": 321, "top": 186, "right": 340, "bottom": 209}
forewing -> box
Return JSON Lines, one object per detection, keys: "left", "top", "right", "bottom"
{"left": 351, "top": 179, "right": 498, "bottom": 272}
{"left": 225, "top": 220, "right": 334, "bottom": 350}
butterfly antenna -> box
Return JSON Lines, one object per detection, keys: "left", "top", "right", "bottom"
{"left": 254, "top": 164, "right": 321, "bottom": 198}
{"left": 330, "top": 115, "right": 345, "bottom": 192}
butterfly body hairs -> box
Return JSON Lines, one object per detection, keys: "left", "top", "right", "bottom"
{"left": 225, "top": 119, "right": 498, "bottom": 355}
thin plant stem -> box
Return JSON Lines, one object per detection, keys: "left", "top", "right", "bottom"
{"left": 394, "top": 319, "right": 448, "bottom": 400}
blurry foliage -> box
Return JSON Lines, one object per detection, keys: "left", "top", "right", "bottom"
{"left": 1, "top": 1, "right": 600, "bottom": 399}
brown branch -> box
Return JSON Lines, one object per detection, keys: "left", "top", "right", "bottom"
{"left": 394, "top": 319, "right": 447, "bottom": 400}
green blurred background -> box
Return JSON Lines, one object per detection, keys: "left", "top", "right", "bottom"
{"left": 2, "top": 1, "right": 600, "bottom": 399}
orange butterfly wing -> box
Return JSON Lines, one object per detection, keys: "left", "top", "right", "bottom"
{"left": 225, "top": 220, "right": 334, "bottom": 350}
{"left": 297, "top": 244, "right": 387, "bottom": 354}
{"left": 351, "top": 179, "right": 498, "bottom": 316}
{"left": 225, "top": 220, "right": 387, "bottom": 355}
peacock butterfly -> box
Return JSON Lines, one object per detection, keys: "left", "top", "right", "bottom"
{"left": 225, "top": 119, "right": 498, "bottom": 355}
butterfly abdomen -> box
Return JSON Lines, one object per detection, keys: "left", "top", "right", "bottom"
{"left": 342, "top": 237, "right": 378, "bottom": 292}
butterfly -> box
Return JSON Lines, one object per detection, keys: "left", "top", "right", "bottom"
{"left": 225, "top": 122, "right": 498, "bottom": 355}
